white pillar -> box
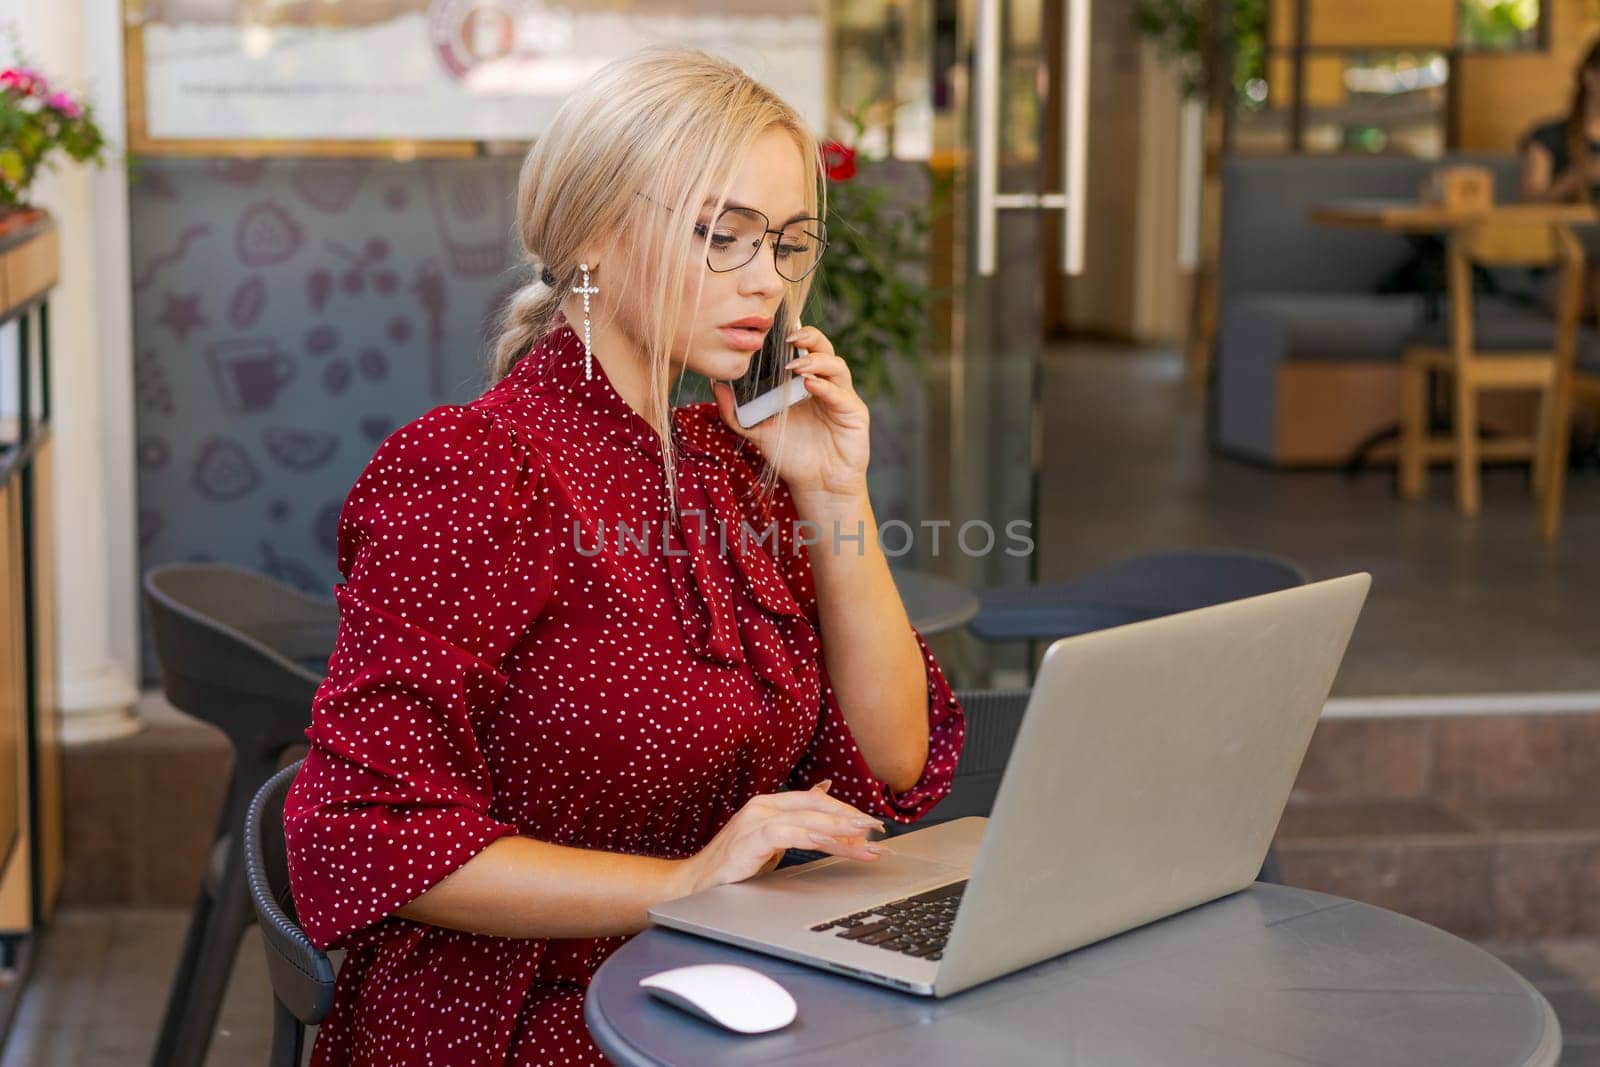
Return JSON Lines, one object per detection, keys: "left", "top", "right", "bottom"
{"left": 5, "top": 0, "right": 144, "bottom": 742}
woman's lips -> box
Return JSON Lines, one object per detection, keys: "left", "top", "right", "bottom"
{"left": 717, "top": 325, "right": 767, "bottom": 350}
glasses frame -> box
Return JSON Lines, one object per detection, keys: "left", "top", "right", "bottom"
{"left": 634, "top": 191, "right": 830, "bottom": 282}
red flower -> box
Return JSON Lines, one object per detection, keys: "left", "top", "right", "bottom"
{"left": 0, "top": 68, "right": 47, "bottom": 96}
{"left": 822, "top": 141, "right": 857, "bottom": 182}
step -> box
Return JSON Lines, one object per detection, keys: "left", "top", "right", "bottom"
{"left": 1276, "top": 796, "right": 1600, "bottom": 940}
{"left": 59, "top": 695, "right": 1600, "bottom": 943}
{"left": 1277, "top": 706, "right": 1600, "bottom": 940}
{"left": 1291, "top": 708, "right": 1600, "bottom": 805}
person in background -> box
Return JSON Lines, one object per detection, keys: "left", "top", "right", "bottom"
{"left": 1520, "top": 36, "right": 1600, "bottom": 206}
{"left": 1518, "top": 36, "right": 1600, "bottom": 461}
{"left": 1520, "top": 35, "right": 1600, "bottom": 320}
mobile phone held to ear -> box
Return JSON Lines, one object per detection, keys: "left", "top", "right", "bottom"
{"left": 731, "top": 306, "right": 811, "bottom": 429}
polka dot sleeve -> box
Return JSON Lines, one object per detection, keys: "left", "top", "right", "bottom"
{"left": 786, "top": 625, "right": 967, "bottom": 823}
{"left": 765, "top": 482, "right": 967, "bottom": 824}
{"left": 283, "top": 404, "right": 554, "bottom": 951}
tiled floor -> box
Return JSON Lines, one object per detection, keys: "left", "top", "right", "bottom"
{"left": 1035, "top": 344, "right": 1600, "bottom": 697}
{"left": 2, "top": 909, "right": 1598, "bottom": 1065}
{"left": 0, "top": 910, "right": 310, "bottom": 1067}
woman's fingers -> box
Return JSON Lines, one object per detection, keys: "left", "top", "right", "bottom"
{"left": 785, "top": 351, "right": 851, "bottom": 386}
{"left": 785, "top": 324, "right": 835, "bottom": 357}
{"left": 755, "top": 819, "right": 882, "bottom": 861}
{"left": 797, "top": 372, "right": 863, "bottom": 417}
{"left": 770, "top": 807, "right": 884, "bottom": 841}
{"left": 759, "top": 786, "right": 884, "bottom": 826}
{"left": 782, "top": 352, "right": 864, "bottom": 419}
{"left": 692, "top": 786, "right": 895, "bottom": 891}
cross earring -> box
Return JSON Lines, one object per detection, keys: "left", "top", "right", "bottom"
{"left": 572, "top": 263, "right": 600, "bottom": 380}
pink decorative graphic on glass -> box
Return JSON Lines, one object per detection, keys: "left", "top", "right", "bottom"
{"left": 236, "top": 201, "right": 304, "bottom": 266}
{"left": 205, "top": 337, "right": 296, "bottom": 414}
{"left": 192, "top": 436, "right": 263, "bottom": 502}
{"left": 423, "top": 161, "right": 514, "bottom": 277}
{"left": 290, "top": 159, "right": 372, "bottom": 214}
{"left": 227, "top": 275, "right": 268, "bottom": 329}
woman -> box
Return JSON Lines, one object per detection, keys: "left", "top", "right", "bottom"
{"left": 1521, "top": 36, "right": 1600, "bottom": 314}
{"left": 283, "top": 45, "right": 966, "bottom": 1065}
{"left": 1519, "top": 35, "right": 1600, "bottom": 206}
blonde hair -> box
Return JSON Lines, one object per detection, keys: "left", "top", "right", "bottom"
{"left": 492, "top": 45, "right": 827, "bottom": 516}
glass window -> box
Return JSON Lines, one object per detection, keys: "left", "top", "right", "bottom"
{"left": 1459, "top": 0, "right": 1542, "bottom": 51}
{"left": 1233, "top": 50, "right": 1449, "bottom": 158}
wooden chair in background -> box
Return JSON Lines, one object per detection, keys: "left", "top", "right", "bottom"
{"left": 1540, "top": 294, "right": 1600, "bottom": 541}
{"left": 1398, "top": 218, "right": 1583, "bottom": 540}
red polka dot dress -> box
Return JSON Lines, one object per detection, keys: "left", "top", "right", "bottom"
{"left": 283, "top": 319, "right": 966, "bottom": 1065}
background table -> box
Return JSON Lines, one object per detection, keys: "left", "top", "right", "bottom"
{"left": 586, "top": 883, "right": 1560, "bottom": 1067}
{"left": 1307, "top": 199, "right": 1597, "bottom": 473}
{"left": 890, "top": 568, "right": 979, "bottom": 636}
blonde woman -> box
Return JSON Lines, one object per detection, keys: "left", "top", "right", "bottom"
{"left": 283, "top": 45, "right": 966, "bottom": 1065}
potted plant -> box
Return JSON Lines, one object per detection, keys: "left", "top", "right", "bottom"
{"left": 802, "top": 104, "right": 956, "bottom": 535}
{"left": 0, "top": 49, "right": 107, "bottom": 237}
{"left": 806, "top": 107, "right": 954, "bottom": 402}
{"left": 1132, "top": 0, "right": 1267, "bottom": 104}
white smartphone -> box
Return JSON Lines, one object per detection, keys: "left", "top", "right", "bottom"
{"left": 731, "top": 306, "right": 811, "bottom": 429}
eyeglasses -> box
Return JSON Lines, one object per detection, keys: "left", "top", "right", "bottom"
{"left": 636, "top": 191, "right": 829, "bottom": 282}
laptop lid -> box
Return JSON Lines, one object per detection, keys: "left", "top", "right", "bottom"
{"left": 934, "top": 573, "right": 1370, "bottom": 996}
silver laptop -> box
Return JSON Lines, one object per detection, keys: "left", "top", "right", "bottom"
{"left": 648, "top": 572, "right": 1371, "bottom": 998}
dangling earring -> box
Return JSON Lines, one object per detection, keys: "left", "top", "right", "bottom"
{"left": 572, "top": 263, "right": 599, "bottom": 380}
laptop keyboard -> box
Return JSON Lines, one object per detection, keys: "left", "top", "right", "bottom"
{"left": 807, "top": 881, "right": 966, "bottom": 961}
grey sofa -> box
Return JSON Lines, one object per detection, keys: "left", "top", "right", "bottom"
{"left": 1213, "top": 153, "right": 1525, "bottom": 465}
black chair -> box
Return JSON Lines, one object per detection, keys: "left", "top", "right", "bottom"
{"left": 889, "top": 688, "right": 1282, "bottom": 884}
{"left": 143, "top": 563, "right": 337, "bottom": 1067}
{"left": 968, "top": 549, "right": 1309, "bottom": 645}
{"left": 247, "top": 760, "right": 337, "bottom": 1066}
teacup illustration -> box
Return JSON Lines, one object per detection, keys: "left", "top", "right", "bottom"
{"left": 206, "top": 337, "right": 296, "bottom": 414}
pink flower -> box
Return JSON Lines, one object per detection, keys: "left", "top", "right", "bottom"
{"left": 45, "top": 91, "right": 81, "bottom": 118}
{"left": 0, "top": 67, "right": 47, "bottom": 96}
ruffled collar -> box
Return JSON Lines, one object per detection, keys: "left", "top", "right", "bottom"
{"left": 515, "top": 317, "right": 714, "bottom": 464}
{"left": 508, "top": 317, "right": 821, "bottom": 703}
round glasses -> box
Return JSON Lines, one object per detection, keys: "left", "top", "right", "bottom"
{"left": 638, "top": 192, "right": 829, "bottom": 282}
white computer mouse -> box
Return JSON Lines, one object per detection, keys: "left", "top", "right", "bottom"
{"left": 638, "top": 963, "right": 798, "bottom": 1034}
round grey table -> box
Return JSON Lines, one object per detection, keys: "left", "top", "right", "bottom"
{"left": 585, "top": 883, "right": 1561, "bottom": 1066}
{"left": 891, "top": 568, "right": 979, "bottom": 637}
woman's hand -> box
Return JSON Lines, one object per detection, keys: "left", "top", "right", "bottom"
{"left": 710, "top": 324, "right": 872, "bottom": 506}
{"left": 671, "top": 780, "right": 891, "bottom": 898}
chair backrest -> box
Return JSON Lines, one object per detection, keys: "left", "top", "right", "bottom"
{"left": 246, "top": 760, "right": 337, "bottom": 1026}
{"left": 143, "top": 562, "right": 336, "bottom": 759}
{"left": 1447, "top": 217, "right": 1585, "bottom": 365}
{"left": 1455, "top": 214, "right": 1584, "bottom": 269}
{"left": 1061, "top": 549, "right": 1308, "bottom": 615}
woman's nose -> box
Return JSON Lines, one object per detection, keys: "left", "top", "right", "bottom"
{"left": 740, "top": 237, "right": 786, "bottom": 292}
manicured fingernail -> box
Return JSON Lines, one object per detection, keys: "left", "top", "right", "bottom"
{"left": 851, "top": 817, "right": 884, "bottom": 831}
{"left": 812, "top": 779, "right": 832, "bottom": 792}
{"left": 866, "top": 844, "right": 895, "bottom": 855}
{"left": 809, "top": 832, "right": 837, "bottom": 846}
{"left": 786, "top": 331, "right": 803, "bottom": 341}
